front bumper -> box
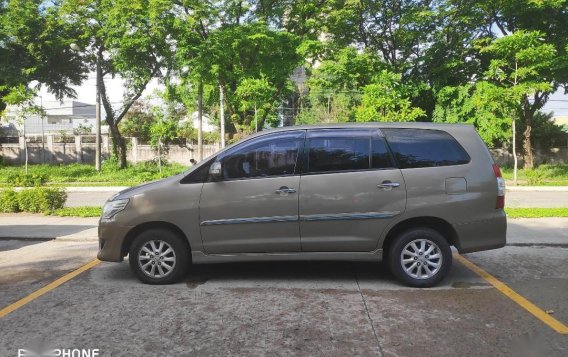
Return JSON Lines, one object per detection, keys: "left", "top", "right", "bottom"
{"left": 97, "top": 220, "right": 133, "bottom": 262}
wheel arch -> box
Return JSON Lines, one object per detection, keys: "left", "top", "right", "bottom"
{"left": 381, "top": 216, "right": 459, "bottom": 257}
{"left": 121, "top": 221, "right": 191, "bottom": 259}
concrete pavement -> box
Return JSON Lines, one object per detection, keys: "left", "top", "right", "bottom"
{"left": 0, "top": 214, "right": 98, "bottom": 240}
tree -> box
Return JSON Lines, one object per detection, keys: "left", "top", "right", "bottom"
{"left": 0, "top": 84, "right": 43, "bottom": 173}
{"left": 433, "top": 82, "right": 514, "bottom": 146}
{"left": 61, "top": 0, "right": 171, "bottom": 168}
{"left": 356, "top": 71, "right": 425, "bottom": 122}
{"left": 482, "top": 30, "right": 560, "bottom": 168}
{"left": 0, "top": 0, "right": 86, "bottom": 111}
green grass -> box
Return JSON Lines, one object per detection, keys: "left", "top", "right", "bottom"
{"left": 501, "top": 164, "right": 568, "bottom": 186}
{"left": 46, "top": 206, "right": 102, "bottom": 217}
{"left": 506, "top": 207, "right": 568, "bottom": 218}
{"left": 0, "top": 161, "right": 188, "bottom": 187}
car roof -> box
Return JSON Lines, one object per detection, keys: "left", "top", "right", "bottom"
{"left": 245, "top": 122, "right": 474, "bottom": 139}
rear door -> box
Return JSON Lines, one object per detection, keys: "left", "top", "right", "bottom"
{"left": 299, "top": 129, "right": 406, "bottom": 252}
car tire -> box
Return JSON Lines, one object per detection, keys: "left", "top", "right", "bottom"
{"left": 129, "top": 228, "right": 190, "bottom": 284}
{"left": 388, "top": 228, "right": 452, "bottom": 288}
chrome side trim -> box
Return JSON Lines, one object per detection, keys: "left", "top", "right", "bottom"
{"left": 191, "top": 249, "right": 384, "bottom": 264}
{"left": 300, "top": 211, "right": 400, "bottom": 222}
{"left": 201, "top": 215, "right": 298, "bottom": 226}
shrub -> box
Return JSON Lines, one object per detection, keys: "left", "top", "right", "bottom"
{"left": 0, "top": 189, "right": 19, "bottom": 212}
{"left": 6, "top": 173, "right": 49, "bottom": 187}
{"left": 525, "top": 169, "right": 545, "bottom": 185}
{"left": 17, "top": 187, "right": 67, "bottom": 213}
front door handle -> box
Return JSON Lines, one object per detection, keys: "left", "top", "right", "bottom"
{"left": 377, "top": 181, "right": 400, "bottom": 191}
{"left": 275, "top": 186, "right": 296, "bottom": 195}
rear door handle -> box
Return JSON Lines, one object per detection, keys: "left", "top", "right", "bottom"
{"left": 275, "top": 186, "right": 296, "bottom": 195}
{"left": 377, "top": 181, "right": 400, "bottom": 191}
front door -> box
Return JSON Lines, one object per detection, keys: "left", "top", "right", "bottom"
{"left": 200, "top": 130, "right": 305, "bottom": 254}
{"left": 299, "top": 129, "right": 406, "bottom": 252}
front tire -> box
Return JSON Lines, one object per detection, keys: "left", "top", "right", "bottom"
{"left": 129, "top": 228, "right": 190, "bottom": 284}
{"left": 388, "top": 228, "right": 452, "bottom": 288}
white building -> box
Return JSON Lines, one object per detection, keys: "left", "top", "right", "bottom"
{"left": 2, "top": 99, "right": 98, "bottom": 135}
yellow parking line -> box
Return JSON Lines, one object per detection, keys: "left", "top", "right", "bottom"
{"left": 454, "top": 253, "right": 568, "bottom": 335}
{"left": 0, "top": 259, "right": 100, "bottom": 319}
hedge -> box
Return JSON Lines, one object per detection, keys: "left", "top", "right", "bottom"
{"left": 0, "top": 188, "right": 67, "bottom": 213}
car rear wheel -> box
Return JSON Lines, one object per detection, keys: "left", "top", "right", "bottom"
{"left": 129, "top": 228, "right": 190, "bottom": 284}
{"left": 388, "top": 228, "right": 452, "bottom": 288}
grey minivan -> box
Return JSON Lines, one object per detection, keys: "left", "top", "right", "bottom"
{"left": 98, "top": 123, "right": 506, "bottom": 287}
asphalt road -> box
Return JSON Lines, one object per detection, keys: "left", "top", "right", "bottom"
{"left": 0, "top": 239, "right": 566, "bottom": 356}
{"left": 64, "top": 189, "right": 568, "bottom": 208}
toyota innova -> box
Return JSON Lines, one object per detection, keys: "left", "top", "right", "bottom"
{"left": 98, "top": 123, "right": 507, "bottom": 287}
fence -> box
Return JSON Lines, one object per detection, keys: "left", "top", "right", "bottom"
{"left": 490, "top": 147, "right": 568, "bottom": 166}
{"left": 0, "top": 135, "right": 220, "bottom": 166}
{"left": 1, "top": 134, "right": 567, "bottom": 167}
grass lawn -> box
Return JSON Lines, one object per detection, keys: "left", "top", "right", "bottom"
{"left": 0, "top": 162, "right": 188, "bottom": 187}
{"left": 501, "top": 164, "right": 568, "bottom": 186}
{"left": 505, "top": 207, "right": 568, "bottom": 218}
{"left": 46, "top": 206, "right": 102, "bottom": 217}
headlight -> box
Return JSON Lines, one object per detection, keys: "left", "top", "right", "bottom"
{"left": 101, "top": 199, "right": 129, "bottom": 222}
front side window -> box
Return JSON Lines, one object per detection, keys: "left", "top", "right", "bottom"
{"left": 307, "top": 130, "right": 370, "bottom": 173}
{"left": 218, "top": 131, "right": 304, "bottom": 180}
{"left": 382, "top": 128, "right": 470, "bottom": 169}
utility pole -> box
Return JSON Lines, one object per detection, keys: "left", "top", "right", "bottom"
{"left": 197, "top": 79, "right": 203, "bottom": 161}
{"left": 40, "top": 95, "right": 45, "bottom": 164}
{"left": 219, "top": 84, "right": 225, "bottom": 148}
{"left": 95, "top": 52, "right": 102, "bottom": 171}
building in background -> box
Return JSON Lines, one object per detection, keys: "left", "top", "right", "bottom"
{"left": 1, "top": 100, "right": 99, "bottom": 136}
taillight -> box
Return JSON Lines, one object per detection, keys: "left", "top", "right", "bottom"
{"left": 493, "top": 164, "right": 505, "bottom": 209}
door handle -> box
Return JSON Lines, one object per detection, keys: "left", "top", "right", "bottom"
{"left": 377, "top": 181, "right": 400, "bottom": 191}
{"left": 275, "top": 186, "right": 296, "bottom": 195}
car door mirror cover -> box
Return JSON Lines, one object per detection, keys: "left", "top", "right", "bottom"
{"left": 209, "top": 161, "right": 222, "bottom": 178}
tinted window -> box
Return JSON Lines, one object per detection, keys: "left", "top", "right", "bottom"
{"left": 307, "top": 130, "right": 370, "bottom": 173}
{"left": 180, "top": 159, "right": 214, "bottom": 184}
{"left": 219, "top": 131, "right": 303, "bottom": 180}
{"left": 383, "top": 128, "right": 470, "bottom": 169}
{"left": 372, "top": 136, "right": 394, "bottom": 169}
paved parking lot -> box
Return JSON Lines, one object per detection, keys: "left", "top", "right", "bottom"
{"left": 0, "top": 236, "right": 566, "bottom": 356}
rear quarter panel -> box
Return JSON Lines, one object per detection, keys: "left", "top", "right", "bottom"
{"left": 378, "top": 125, "right": 506, "bottom": 252}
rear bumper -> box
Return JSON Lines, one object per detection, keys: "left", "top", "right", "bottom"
{"left": 454, "top": 210, "right": 507, "bottom": 253}
{"left": 97, "top": 221, "right": 133, "bottom": 262}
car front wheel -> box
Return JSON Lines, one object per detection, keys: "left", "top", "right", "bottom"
{"left": 129, "top": 228, "right": 190, "bottom": 284}
{"left": 388, "top": 228, "right": 452, "bottom": 288}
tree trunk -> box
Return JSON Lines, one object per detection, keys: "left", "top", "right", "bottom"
{"left": 523, "top": 111, "right": 534, "bottom": 169}
{"left": 108, "top": 122, "right": 127, "bottom": 168}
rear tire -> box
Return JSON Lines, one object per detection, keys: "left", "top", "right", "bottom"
{"left": 388, "top": 228, "right": 452, "bottom": 288}
{"left": 129, "top": 228, "right": 190, "bottom": 284}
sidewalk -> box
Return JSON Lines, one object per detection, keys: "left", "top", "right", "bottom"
{"left": 0, "top": 214, "right": 98, "bottom": 241}
{"left": 0, "top": 214, "right": 566, "bottom": 246}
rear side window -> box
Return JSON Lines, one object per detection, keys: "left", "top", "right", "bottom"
{"left": 307, "top": 130, "right": 370, "bottom": 173}
{"left": 382, "top": 128, "right": 470, "bottom": 169}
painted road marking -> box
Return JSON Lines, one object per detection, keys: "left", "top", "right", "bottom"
{"left": 454, "top": 253, "right": 568, "bottom": 335}
{"left": 0, "top": 259, "right": 100, "bottom": 319}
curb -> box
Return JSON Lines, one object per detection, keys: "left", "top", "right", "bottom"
{"left": 12, "top": 186, "right": 128, "bottom": 192}
{"left": 0, "top": 236, "right": 98, "bottom": 242}
{"left": 506, "top": 186, "right": 568, "bottom": 192}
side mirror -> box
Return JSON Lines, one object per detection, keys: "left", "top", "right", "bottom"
{"left": 209, "top": 161, "right": 222, "bottom": 178}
